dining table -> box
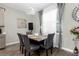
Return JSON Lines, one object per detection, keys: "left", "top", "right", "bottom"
{"left": 28, "top": 34, "right": 47, "bottom": 42}
{"left": 28, "top": 34, "right": 47, "bottom": 45}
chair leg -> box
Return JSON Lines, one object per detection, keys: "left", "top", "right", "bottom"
{"left": 24, "top": 49, "right": 26, "bottom": 56}
{"left": 20, "top": 45, "right": 21, "bottom": 51}
{"left": 20, "top": 46, "right": 23, "bottom": 53}
{"left": 22, "top": 46, "right": 24, "bottom": 54}
{"left": 51, "top": 45, "right": 53, "bottom": 54}
{"left": 38, "top": 50, "right": 40, "bottom": 56}
{"left": 51, "top": 48, "right": 52, "bottom": 54}
{"left": 29, "top": 52, "right": 31, "bottom": 56}
{"left": 46, "top": 49, "right": 48, "bottom": 56}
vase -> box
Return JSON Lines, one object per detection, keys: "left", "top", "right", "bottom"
{"left": 73, "top": 46, "right": 78, "bottom": 56}
{"left": 73, "top": 38, "right": 79, "bottom": 56}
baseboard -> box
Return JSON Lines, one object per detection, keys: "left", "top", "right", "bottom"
{"left": 61, "top": 47, "right": 73, "bottom": 53}
{"left": 6, "top": 41, "right": 19, "bottom": 46}
{"left": 6, "top": 42, "right": 73, "bottom": 53}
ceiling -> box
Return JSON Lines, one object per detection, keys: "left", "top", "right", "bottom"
{"left": 0, "top": 3, "right": 53, "bottom": 15}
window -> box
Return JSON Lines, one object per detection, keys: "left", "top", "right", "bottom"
{"left": 42, "top": 4, "right": 57, "bottom": 35}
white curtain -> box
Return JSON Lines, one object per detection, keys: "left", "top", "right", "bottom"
{"left": 42, "top": 4, "right": 58, "bottom": 47}
{"left": 0, "top": 7, "right": 5, "bottom": 33}
{"left": 0, "top": 8, "right": 5, "bottom": 26}
{"left": 39, "top": 10, "right": 43, "bottom": 35}
{"left": 57, "top": 3, "right": 65, "bottom": 48}
{"left": 42, "top": 4, "right": 57, "bottom": 35}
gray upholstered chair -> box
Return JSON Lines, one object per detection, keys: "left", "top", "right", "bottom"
{"left": 17, "top": 33, "right": 24, "bottom": 54}
{"left": 40, "top": 33, "right": 55, "bottom": 56}
{"left": 21, "top": 34, "right": 40, "bottom": 56}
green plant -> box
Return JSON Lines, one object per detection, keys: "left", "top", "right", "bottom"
{"left": 70, "top": 27, "right": 79, "bottom": 39}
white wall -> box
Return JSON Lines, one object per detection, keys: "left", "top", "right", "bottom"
{"left": 62, "top": 3, "right": 79, "bottom": 50}
{"left": 0, "top": 4, "right": 40, "bottom": 46}
{"left": 27, "top": 13, "right": 40, "bottom": 34}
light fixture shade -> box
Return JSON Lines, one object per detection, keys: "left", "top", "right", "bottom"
{"left": 25, "top": 7, "right": 36, "bottom": 15}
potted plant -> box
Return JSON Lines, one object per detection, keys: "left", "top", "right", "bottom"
{"left": 70, "top": 27, "right": 79, "bottom": 39}
{"left": 70, "top": 26, "right": 79, "bottom": 56}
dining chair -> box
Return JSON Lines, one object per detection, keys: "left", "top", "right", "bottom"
{"left": 17, "top": 33, "right": 24, "bottom": 54}
{"left": 21, "top": 34, "right": 40, "bottom": 56}
{"left": 40, "top": 33, "right": 55, "bottom": 56}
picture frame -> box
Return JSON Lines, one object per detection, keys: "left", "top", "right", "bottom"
{"left": 17, "top": 18, "right": 27, "bottom": 28}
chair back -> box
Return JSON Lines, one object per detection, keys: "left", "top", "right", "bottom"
{"left": 45, "top": 33, "right": 55, "bottom": 48}
{"left": 17, "top": 33, "right": 24, "bottom": 46}
{"left": 21, "top": 34, "right": 30, "bottom": 51}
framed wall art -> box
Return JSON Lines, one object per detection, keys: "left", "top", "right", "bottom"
{"left": 17, "top": 18, "right": 27, "bottom": 28}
